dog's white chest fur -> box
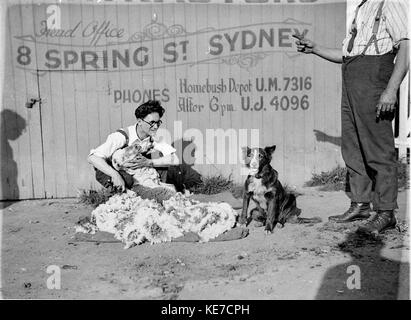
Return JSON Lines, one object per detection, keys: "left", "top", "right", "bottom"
{"left": 248, "top": 177, "right": 272, "bottom": 210}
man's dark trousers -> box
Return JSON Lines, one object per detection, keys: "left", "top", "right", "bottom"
{"left": 341, "top": 52, "right": 398, "bottom": 211}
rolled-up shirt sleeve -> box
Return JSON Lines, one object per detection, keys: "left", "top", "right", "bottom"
{"left": 89, "top": 132, "right": 126, "bottom": 159}
{"left": 385, "top": 0, "right": 409, "bottom": 48}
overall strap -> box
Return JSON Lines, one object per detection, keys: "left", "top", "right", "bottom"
{"left": 361, "top": 0, "right": 385, "bottom": 55}
{"left": 116, "top": 128, "right": 129, "bottom": 147}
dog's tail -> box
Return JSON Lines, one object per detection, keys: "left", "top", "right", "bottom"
{"left": 278, "top": 193, "right": 322, "bottom": 225}
{"left": 295, "top": 217, "right": 322, "bottom": 224}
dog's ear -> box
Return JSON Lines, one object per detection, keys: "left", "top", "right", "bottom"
{"left": 264, "top": 145, "right": 276, "bottom": 156}
{"left": 242, "top": 146, "right": 251, "bottom": 157}
{"left": 241, "top": 146, "right": 251, "bottom": 164}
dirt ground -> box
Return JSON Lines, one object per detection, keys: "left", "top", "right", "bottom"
{"left": 0, "top": 188, "right": 409, "bottom": 300}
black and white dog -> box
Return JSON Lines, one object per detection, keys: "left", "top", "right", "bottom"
{"left": 238, "top": 145, "right": 321, "bottom": 234}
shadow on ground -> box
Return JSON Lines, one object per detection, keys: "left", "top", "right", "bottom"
{"left": 316, "top": 228, "right": 409, "bottom": 300}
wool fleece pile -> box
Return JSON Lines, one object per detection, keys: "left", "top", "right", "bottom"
{"left": 76, "top": 191, "right": 238, "bottom": 249}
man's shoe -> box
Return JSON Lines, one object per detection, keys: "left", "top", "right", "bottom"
{"left": 356, "top": 210, "right": 397, "bottom": 237}
{"left": 328, "top": 202, "right": 371, "bottom": 223}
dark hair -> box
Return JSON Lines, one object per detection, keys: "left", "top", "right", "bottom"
{"left": 135, "top": 100, "right": 165, "bottom": 120}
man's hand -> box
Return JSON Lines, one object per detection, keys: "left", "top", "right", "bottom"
{"left": 111, "top": 171, "right": 126, "bottom": 192}
{"left": 293, "top": 35, "right": 342, "bottom": 63}
{"left": 295, "top": 37, "right": 316, "bottom": 54}
{"left": 376, "top": 89, "right": 397, "bottom": 120}
{"left": 376, "top": 41, "right": 409, "bottom": 120}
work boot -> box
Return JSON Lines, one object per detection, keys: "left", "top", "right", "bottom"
{"left": 328, "top": 202, "right": 371, "bottom": 223}
{"left": 356, "top": 210, "right": 397, "bottom": 237}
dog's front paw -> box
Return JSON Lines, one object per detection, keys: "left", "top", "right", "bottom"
{"left": 237, "top": 218, "right": 248, "bottom": 228}
{"left": 237, "top": 216, "right": 247, "bottom": 226}
{"left": 264, "top": 222, "right": 274, "bottom": 234}
{"left": 264, "top": 225, "right": 274, "bottom": 234}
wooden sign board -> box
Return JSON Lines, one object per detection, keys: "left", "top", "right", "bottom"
{"left": 1, "top": 1, "right": 345, "bottom": 199}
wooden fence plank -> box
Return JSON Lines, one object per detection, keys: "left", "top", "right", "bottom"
{"left": 17, "top": 2, "right": 45, "bottom": 198}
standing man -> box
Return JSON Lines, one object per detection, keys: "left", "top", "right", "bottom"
{"left": 296, "top": 0, "right": 409, "bottom": 236}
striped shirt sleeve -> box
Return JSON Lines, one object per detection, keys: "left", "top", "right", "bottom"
{"left": 384, "top": 0, "right": 409, "bottom": 48}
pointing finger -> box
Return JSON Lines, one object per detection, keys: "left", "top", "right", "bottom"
{"left": 376, "top": 103, "right": 382, "bottom": 118}
{"left": 292, "top": 34, "right": 304, "bottom": 41}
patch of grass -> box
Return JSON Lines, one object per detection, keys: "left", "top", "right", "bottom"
{"left": 304, "top": 165, "right": 347, "bottom": 191}
{"left": 78, "top": 188, "right": 118, "bottom": 208}
{"left": 190, "top": 174, "right": 234, "bottom": 195}
{"left": 305, "top": 161, "right": 409, "bottom": 191}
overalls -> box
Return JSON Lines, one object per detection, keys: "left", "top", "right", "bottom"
{"left": 341, "top": 0, "right": 398, "bottom": 211}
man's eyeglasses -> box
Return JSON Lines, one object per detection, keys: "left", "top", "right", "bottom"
{"left": 141, "top": 119, "right": 162, "bottom": 128}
